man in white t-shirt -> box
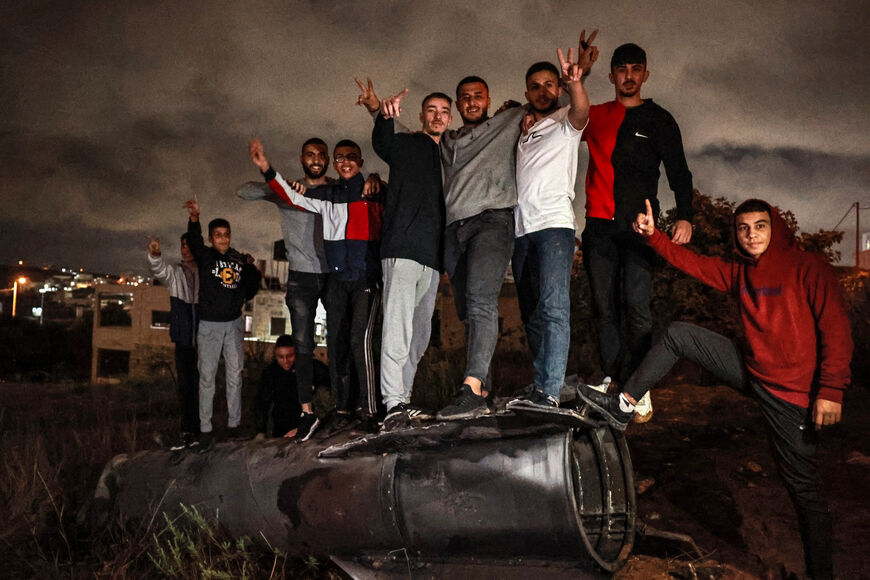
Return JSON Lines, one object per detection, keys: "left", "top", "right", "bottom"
{"left": 508, "top": 39, "right": 595, "bottom": 410}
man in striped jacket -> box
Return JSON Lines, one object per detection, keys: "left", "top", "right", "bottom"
{"left": 250, "top": 138, "right": 384, "bottom": 434}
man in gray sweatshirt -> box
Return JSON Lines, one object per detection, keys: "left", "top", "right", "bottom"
{"left": 435, "top": 77, "right": 524, "bottom": 419}
{"left": 237, "top": 138, "right": 331, "bottom": 441}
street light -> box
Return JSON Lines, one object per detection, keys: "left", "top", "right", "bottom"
{"left": 12, "top": 277, "right": 27, "bottom": 318}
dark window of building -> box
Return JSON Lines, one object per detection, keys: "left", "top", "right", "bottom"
{"left": 151, "top": 310, "right": 171, "bottom": 329}
{"left": 97, "top": 348, "right": 130, "bottom": 378}
{"left": 498, "top": 317, "right": 504, "bottom": 334}
{"left": 98, "top": 293, "right": 133, "bottom": 326}
{"left": 270, "top": 317, "right": 286, "bottom": 336}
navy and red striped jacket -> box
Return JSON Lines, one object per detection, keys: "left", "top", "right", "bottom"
{"left": 264, "top": 168, "right": 383, "bottom": 284}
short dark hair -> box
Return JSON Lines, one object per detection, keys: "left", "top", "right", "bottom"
{"left": 275, "top": 334, "right": 295, "bottom": 350}
{"left": 455, "top": 76, "right": 488, "bottom": 98}
{"left": 735, "top": 199, "right": 772, "bottom": 219}
{"left": 208, "top": 218, "right": 230, "bottom": 237}
{"left": 610, "top": 43, "right": 647, "bottom": 69}
{"left": 422, "top": 92, "right": 453, "bottom": 109}
{"left": 301, "top": 137, "right": 327, "bottom": 151}
{"left": 333, "top": 139, "right": 361, "bottom": 155}
{"left": 525, "top": 61, "right": 560, "bottom": 82}
{"left": 180, "top": 233, "right": 191, "bottom": 245}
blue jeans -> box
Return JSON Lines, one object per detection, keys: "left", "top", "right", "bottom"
{"left": 443, "top": 209, "right": 515, "bottom": 386}
{"left": 582, "top": 218, "right": 655, "bottom": 381}
{"left": 512, "top": 228, "right": 575, "bottom": 399}
{"left": 285, "top": 270, "right": 329, "bottom": 405}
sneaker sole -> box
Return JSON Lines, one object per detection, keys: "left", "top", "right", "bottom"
{"left": 575, "top": 391, "right": 630, "bottom": 431}
{"left": 510, "top": 404, "right": 598, "bottom": 429}
{"left": 436, "top": 407, "right": 492, "bottom": 421}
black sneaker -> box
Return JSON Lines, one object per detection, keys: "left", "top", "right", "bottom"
{"left": 293, "top": 412, "right": 321, "bottom": 442}
{"left": 405, "top": 405, "right": 434, "bottom": 422}
{"left": 355, "top": 413, "right": 380, "bottom": 434}
{"left": 196, "top": 432, "right": 214, "bottom": 454}
{"left": 507, "top": 388, "right": 559, "bottom": 410}
{"left": 382, "top": 404, "right": 411, "bottom": 431}
{"left": 169, "top": 432, "right": 195, "bottom": 452}
{"left": 436, "top": 384, "right": 492, "bottom": 421}
{"left": 575, "top": 384, "right": 633, "bottom": 431}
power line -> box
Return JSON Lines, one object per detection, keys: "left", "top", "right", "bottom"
{"left": 831, "top": 204, "right": 855, "bottom": 232}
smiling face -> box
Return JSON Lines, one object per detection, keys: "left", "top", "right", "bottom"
{"left": 275, "top": 345, "right": 296, "bottom": 371}
{"left": 609, "top": 62, "right": 649, "bottom": 99}
{"left": 420, "top": 96, "right": 452, "bottom": 138}
{"left": 735, "top": 211, "right": 772, "bottom": 258}
{"left": 455, "top": 81, "right": 491, "bottom": 125}
{"left": 208, "top": 226, "right": 231, "bottom": 253}
{"left": 332, "top": 145, "right": 363, "bottom": 180}
{"left": 300, "top": 143, "right": 329, "bottom": 180}
{"left": 525, "top": 69, "right": 562, "bottom": 116}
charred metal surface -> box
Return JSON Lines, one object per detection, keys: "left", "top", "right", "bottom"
{"left": 95, "top": 414, "right": 634, "bottom": 572}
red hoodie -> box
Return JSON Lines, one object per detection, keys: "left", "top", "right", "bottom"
{"left": 647, "top": 200, "right": 852, "bottom": 408}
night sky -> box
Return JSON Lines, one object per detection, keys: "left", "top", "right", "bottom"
{"left": 2, "top": 1, "right": 868, "bottom": 274}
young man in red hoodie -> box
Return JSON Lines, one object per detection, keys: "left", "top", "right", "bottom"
{"left": 577, "top": 198, "right": 852, "bottom": 579}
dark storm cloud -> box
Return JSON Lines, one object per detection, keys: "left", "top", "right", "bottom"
{"left": 1, "top": 0, "right": 868, "bottom": 272}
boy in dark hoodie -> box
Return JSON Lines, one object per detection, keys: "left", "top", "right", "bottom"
{"left": 577, "top": 198, "right": 852, "bottom": 579}
{"left": 249, "top": 138, "right": 384, "bottom": 434}
{"left": 184, "top": 197, "right": 262, "bottom": 451}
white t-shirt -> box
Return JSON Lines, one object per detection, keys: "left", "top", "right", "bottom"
{"left": 514, "top": 105, "right": 585, "bottom": 237}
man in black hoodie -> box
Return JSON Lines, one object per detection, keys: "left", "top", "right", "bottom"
{"left": 184, "top": 197, "right": 261, "bottom": 451}
{"left": 367, "top": 84, "right": 451, "bottom": 430}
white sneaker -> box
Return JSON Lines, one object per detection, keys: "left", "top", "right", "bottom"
{"left": 633, "top": 391, "right": 654, "bottom": 423}
{"left": 585, "top": 376, "right": 612, "bottom": 394}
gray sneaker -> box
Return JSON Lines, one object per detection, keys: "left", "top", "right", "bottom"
{"left": 575, "top": 384, "right": 633, "bottom": 431}
{"left": 436, "top": 384, "right": 492, "bottom": 421}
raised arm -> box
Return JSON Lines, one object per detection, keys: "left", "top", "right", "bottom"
{"left": 147, "top": 235, "right": 175, "bottom": 283}
{"left": 184, "top": 196, "right": 206, "bottom": 262}
{"left": 636, "top": 199, "right": 732, "bottom": 293}
{"left": 556, "top": 41, "right": 592, "bottom": 131}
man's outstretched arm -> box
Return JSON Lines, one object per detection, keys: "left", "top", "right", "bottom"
{"left": 634, "top": 199, "right": 731, "bottom": 292}
{"left": 557, "top": 39, "right": 593, "bottom": 131}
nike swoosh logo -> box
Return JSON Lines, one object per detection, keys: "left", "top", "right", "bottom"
{"left": 635, "top": 132, "right": 648, "bottom": 138}
{"left": 521, "top": 131, "right": 543, "bottom": 144}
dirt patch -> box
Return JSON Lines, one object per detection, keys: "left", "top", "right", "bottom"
{"left": 613, "top": 380, "right": 870, "bottom": 579}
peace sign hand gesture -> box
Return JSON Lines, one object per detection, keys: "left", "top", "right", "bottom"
{"left": 576, "top": 28, "right": 599, "bottom": 76}
{"left": 355, "top": 77, "right": 380, "bottom": 113}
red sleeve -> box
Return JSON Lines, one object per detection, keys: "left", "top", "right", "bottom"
{"left": 647, "top": 229, "right": 733, "bottom": 293}
{"left": 806, "top": 260, "right": 853, "bottom": 403}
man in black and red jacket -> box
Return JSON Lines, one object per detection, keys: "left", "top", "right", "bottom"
{"left": 581, "top": 41, "right": 695, "bottom": 388}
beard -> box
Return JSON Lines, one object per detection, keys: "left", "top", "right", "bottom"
{"left": 302, "top": 163, "right": 326, "bottom": 180}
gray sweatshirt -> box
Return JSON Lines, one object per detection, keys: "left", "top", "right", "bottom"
{"left": 236, "top": 181, "right": 329, "bottom": 274}
{"left": 440, "top": 107, "right": 523, "bottom": 225}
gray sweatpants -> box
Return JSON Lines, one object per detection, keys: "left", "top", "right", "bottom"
{"left": 197, "top": 316, "right": 244, "bottom": 433}
{"left": 380, "top": 258, "right": 440, "bottom": 411}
